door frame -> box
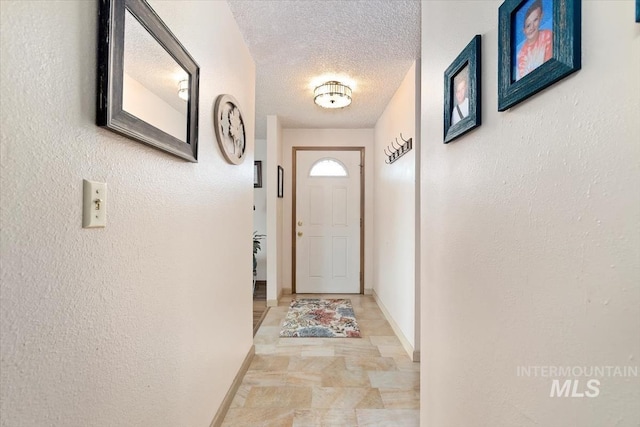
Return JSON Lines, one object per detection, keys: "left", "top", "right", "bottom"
{"left": 292, "top": 146, "right": 365, "bottom": 294}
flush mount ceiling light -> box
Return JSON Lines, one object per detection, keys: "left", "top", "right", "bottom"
{"left": 178, "top": 79, "right": 189, "bottom": 101}
{"left": 314, "top": 81, "right": 352, "bottom": 109}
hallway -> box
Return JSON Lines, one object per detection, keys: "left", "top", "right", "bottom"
{"left": 222, "top": 294, "right": 420, "bottom": 426}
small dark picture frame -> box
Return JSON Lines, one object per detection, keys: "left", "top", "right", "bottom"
{"left": 277, "top": 166, "right": 284, "bottom": 198}
{"left": 254, "top": 161, "right": 262, "bottom": 188}
{"left": 498, "top": 0, "right": 581, "bottom": 111}
{"left": 444, "top": 35, "right": 482, "bottom": 144}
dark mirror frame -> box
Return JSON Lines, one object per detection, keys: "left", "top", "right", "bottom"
{"left": 97, "top": 0, "right": 200, "bottom": 162}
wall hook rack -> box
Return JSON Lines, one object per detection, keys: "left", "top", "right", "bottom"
{"left": 384, "top": 133, "right": 413, "bottom": 164}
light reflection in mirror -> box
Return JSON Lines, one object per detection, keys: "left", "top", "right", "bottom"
{"left": 122, "top": 9, "right": 188, "bottom": 142}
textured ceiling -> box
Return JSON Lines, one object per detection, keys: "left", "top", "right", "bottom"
{"left": 227, "top": 0, "right": 421, "bottom": 139}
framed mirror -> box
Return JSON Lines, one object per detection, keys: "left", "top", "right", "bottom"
{"left": 97, "top": 0, "right": 200, "bottom": 162}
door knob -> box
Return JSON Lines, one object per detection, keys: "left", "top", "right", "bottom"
{"left": 297, "top": 221, "right": 303, "bottom": 226}
{"left": 297, "top": 231, "right": 303, "bottom": 237}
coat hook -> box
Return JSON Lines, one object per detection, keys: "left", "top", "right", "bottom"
{"left": 383, "top": 133, "right": 413, "bottom": 165}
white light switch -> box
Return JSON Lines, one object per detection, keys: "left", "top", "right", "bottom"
{"left": 83, "top": 180, "right": 107, "bottom": 228}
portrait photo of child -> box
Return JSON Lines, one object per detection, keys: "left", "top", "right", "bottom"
{"left": 512, "top": 0, "right": 554, "bottom": 81}
{"left": 451, "top": 66, "right": 469, "bottom": 126}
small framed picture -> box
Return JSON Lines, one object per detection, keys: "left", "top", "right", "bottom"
{"left": 498, "top": 0, "right": 581, "bottom": 111}
{"left": 254, "top": 161, "right": 262, "bottom": 188}
{"left": 277, "top": 165, "right": 284, "bottom": 198}
{"left": 636, "top": 0, "right": 639, "bottom": 23}
{"left": 444, "top": 35, "right": 481, "bottom": 144}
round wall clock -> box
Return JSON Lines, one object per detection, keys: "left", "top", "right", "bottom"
{"left": 213, "top": 94, "right": 246, "bottom": 165}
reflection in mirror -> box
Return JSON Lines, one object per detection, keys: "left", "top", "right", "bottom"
{"left": 122, "top": 10, "right": 188, "bottom": 142}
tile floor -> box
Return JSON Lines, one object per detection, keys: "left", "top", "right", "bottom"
{"left": 222, "top": 294, "right": 420, "bottom": 427}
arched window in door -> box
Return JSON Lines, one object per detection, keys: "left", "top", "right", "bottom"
{"left": 309, "top": 158, "right": 348, "bottom": 177}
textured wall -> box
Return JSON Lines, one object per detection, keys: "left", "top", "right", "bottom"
{"left": 373, "top": 63, "right": 418, "bottom": 350}
{"left": 266, "top": 116, "right": 284, "bottom": 304}
{"left": 281, "top": 129, "right": 375, "bottom": 294}
{"left": 421, "top": 1, "right": 640, "bottom": 426}
{"left": 253, "top": 139, "right": 267, "bottom": 281}
{"left": 0, "top": 1, "right": 255, "bottom": 425}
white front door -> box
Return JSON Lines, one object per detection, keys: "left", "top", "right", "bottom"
{"left": 295, "top": 150, "right": 362, "bottom": 293}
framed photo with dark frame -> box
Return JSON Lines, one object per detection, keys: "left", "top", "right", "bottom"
{"left": 498, "top": 0, "right": 581, "bottom": 111}
{"left": 277, "top": 165, "right": 284, "bottom": 198}
{"left": 444, "top": 35, "right": 481, "bottom": 144}
{"left": 254, "top": 161, "right": 262, "bottom": 188}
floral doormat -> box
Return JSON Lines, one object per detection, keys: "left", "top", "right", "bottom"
{"left": 279, "top": 298, "right": 361, "bottom": 338}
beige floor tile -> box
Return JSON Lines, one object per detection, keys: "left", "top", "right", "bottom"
{"left": 221, "top": 408, "right": 294, "bottom": 427}
{"left": 255, "top": 325, "right": 282, "bottom": 336}
{"left": 369, "top": 336, "right": 402, "bottom": 346}
{"left": 270, "top": 344, "right": 327, "bottom": 356}
{"left": 279, "top": 337, "right": 330, "bottom": 345}
{"left": 377, "top": 344, "right": 410, "bottom": 358}
{"left": 368, "top": 371, "right": 420, "bottom": 390}
{"left": 379, "top": 388, "right": 420, "bottom": 409}
{"left": 293, "top": 409, "right": 358, "bottom": 427}
{"left": 244, "top": 386, "right": 312, "bottom": 408}
{"left": 255, "top": 344, "right": 278, "bottom": 355}
{"left": 312, "top": 387, "right": 384, "bottom": 409}
{"left": 333, "top": 342, "right": 381, "bottom": 357}
{"left": 221, "top": 295, "right": 421, "bottom": 426}
{"left": 286, "top": 371, "right": 323, "bottom": 387}
{"left": 393, "top": 357, "right": 421, "bottom": 372}
{"left": 359, "top": 320, "right": 395, "bottom": 337}
{"left": 355, "top": 308, "right": 385, "bottom": 320}
{"left": 355, "top": 409, "right": 419, "bottom": 426}
{"left": 287, "top": 356, "right": 345, "bottom": 373}
{"left": 301, "top": 347, "right": 335, "bottom": 357}
{"left": 242, "top": 371, "right": 288, "bottom": 387}
{"left": 344, "top": 356, "right": 397, "bottom": 372}
{"left": 321, "top": 368, "right": 371, "bottom": 387}
{"left": 250, "top": 355, "right": 290, "bottom": 371}
{"left": 230, "top": 384, "right": 252, "bottom": 408}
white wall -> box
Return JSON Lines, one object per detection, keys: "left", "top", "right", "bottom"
{"left": 281, "top": 129, "right": 375, "bottom": 295}
{"left": 123, "top": 73, "right": 187, "bottom": 141}
{"left": 266, "top": 116, "right": 284, "bottom": 304}
{"left": 373, "top": 62, "right": 419, "bottom": 358}
{"left": 253, "top": 139, "right": 267, "bottom": 280}
{"left": 421, "top": 1, "right": 640, "bottom": 426}
{"left": 0, "top": 1, "right": 255, "bottom": 426}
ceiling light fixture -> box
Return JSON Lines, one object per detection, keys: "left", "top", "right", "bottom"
{"left": 178, "top": 79, "right": 189, "bottom": 101}
{"left": 314, "top": 81, "right": 352, "bottom": 109}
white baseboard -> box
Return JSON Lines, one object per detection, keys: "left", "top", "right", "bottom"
{"left": 209, "top": 345, "right": 255, "bottom": 427}
{"left": 372, "top": 290, "right": 420, "bottom": 362}
{"left": 364, "top": 288, "right": 373, "bottom": 295}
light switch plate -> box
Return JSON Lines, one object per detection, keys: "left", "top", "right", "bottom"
{"left": 83, "top": 180, "right": 107, "bottom": 228}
